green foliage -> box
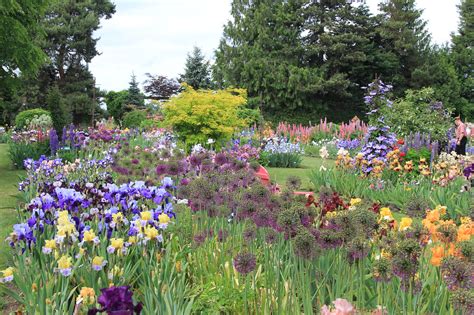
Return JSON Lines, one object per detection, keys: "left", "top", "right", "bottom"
{"left": 105, "top": 90, "right": 130, "bottom": 121}
{"left": 10, "top": 0, "right": 115, "bottom": 125}
{"left": 127, "top": 74, "right": 145, "bottom": 109}
{"left": 139, "top": 119, "right": 164, "bottom": 130}
{"left": 8, "top": 141, "right": 50, "bottom": 169}
{"left": 382, "top": 88, "right": 452, "bottom": 143}
{"left": 15, "top": 109, "right": 51, "bottom": 130}
{"left": 179, "top": 47, "right": 212, "bottom": 90}
{"left": 123, "top": 110, "right": 147, "bottom": 128}
{"left": 163, "top": 84, "right": 248, "bottom": 146}
{"left": 378, "top": 0, "right": 431, "bottom": 95}
{"left": 451, "top": 0, "right": 474, "bottom": 120}
{"left": 237, "top": 107, "right": 262, "bottom": 126}
{"left": 0, "top": 0, "right": 48, "bottom": 80}
{"left": 47, "top": 86, "right": 70, "bottom": 134}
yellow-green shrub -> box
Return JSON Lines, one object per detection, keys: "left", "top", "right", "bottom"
{"left": 163, "top": 84, "right": 248, "bottom": 145}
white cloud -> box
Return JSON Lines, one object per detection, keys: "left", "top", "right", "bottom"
{"left": 90, "top": 0, "right": 460, "bottom": 91}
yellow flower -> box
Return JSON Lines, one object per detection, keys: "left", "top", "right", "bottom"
{"left": 350, "top": 198, "right": 362, "bottom": 206}
{"left": 399, "top": 217, "right": 413, "bottom": 231}
{"left": 78, "top": 287, "right": 96, "bottom": 305}
{"left": 110, "top": 238, "right": 124, "bottom": 250}
{"left": 57, "top": 255, "right": 72, "bottom": 270}
{"left": 0, "top": 267, "right": 14, "bottom": 283}
{"left": 379, "top": 207, "right": 393, "bottom": 221}
{"left": 44, "top": 239, "right": 57, "bottom": 249}
{"left": 128, "top": 236, "right": 137, "bottom": 244}
{"left": 83, "top": 230, "right": 96, "bottom": 242}
{"left": 92, "top": 256, "right": 107, "bottom": 271}
{"left": 158, "top": 213, "right": 171, "bottom": 225}
{"left": 144, "top": 226, "right": 159, "bottom": 240}
{"left": 57, "top": 211, "right": 70, "bottom": 225}
{"left": 175, "top": 261, "right": 182, "bottom": 273}
{"left": 112, "top": 212, "right": 124, "bottom": 224}
{"left": 31, "top": 283, "right": 38, "bottom": 292}
{"left": 141, "top": 211, "right": 152, "bottom": 221}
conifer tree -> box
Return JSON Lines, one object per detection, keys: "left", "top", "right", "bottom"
{"left": 179, "top": 47, "right": 211, "bottom": 90}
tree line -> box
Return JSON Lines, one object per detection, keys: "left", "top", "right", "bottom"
{"left": 1, "top": 0, "right": 472, "bottom": 127}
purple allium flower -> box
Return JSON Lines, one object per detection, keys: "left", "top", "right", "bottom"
{"left": 189, "top": 155, "right": 202, "bottom": 167}
{"left": 155, "top": 164, "right": 168, "bottom": 176}
{"left": 214, "top": 152, "right": 228, "bottom": 165}
{"left": 180, "top": 178, "right": 190, "bottom": 186}
{"left": 233, "top": 251, "right": 256, "bottom": 275}
{"left": 193, "top": 233, "right": 207, "bottom": 246}
{"left": 131, "top": 159, "right": 139, "bottom": 165}
{"left": 243, "top": 226, "right": 257, "bottom": 241}
{"left": 293, "top": 229, "right": 319, "bottom": 260}
{"left": 346, "top": 238, "right": 370, "bottom": 262}
{"left": 88, "top": 286, "right": 142, "bottom": 315}
{"left": 265, "top": 229, "right": 278, "bottom": 244}
{"left": 441, "top": 257, "right": 473, "bottom": 291}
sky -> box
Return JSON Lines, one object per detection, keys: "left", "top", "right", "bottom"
{"left": 89, "top": 0, "right": 462, "bottom": 92}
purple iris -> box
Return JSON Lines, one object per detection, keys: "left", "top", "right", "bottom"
{"left": 88, "top": 286, "right": 142, "bottom": 315}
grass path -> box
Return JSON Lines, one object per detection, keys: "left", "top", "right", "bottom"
{"left": 0, "top": 144, "right": 24, "bottom": 268}
{"left": 267, "top": 156, "right": 334, "bottom": 191}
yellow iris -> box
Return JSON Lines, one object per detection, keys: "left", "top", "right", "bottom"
{"left": 144, "top": 226, "right": 159, "bottom": 239}
{"left": 158, "top": 213, "right": 171, "bottom": 224}
{"left": 110, "top": 238, "right": 124, "bottom": 250}
{"left": 57, "top": 255, "right": 72, "bottom": 270}
{"left": 44, "top": 239, "right": 57, "bottom": 249}
{"left": 83, "top": 230, "right": 96, "bottom": 242}
{"left": 141, "top": 211, "right": 152, "bottom": 221}
{"left": 399, "top": 217, "right": 413, "bottom": 231}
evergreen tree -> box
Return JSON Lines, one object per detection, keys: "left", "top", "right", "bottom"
{"left": 17, "top": 0, "right": 115, "bottom": 124}
{"left": 303, "top": 0, "right": 388, "bottom": 119}
{"left": 377, "top": 0, "right": 431, "bottom": 95}
{"left": 47, "top": 85, "right": 70, "bottom": 135}
{"left": 127, "top": 73, "right": 145, "bottom": 109}
{"left": 451, "top": 0, "right": 473, "bottom": 119}
{"left": 179, "top": 47, "right": 212, "bottom": 90}
{"left": 215, "top": 0, "right": 325, "bottom": 122}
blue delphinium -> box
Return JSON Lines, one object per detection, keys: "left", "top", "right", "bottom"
{"left": 358, "top": 80, "right": 397, "bottom": 173}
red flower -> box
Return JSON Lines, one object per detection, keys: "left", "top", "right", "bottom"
{"left": 399, "top": 152, "right": 406, "bottom": 158}
{"left": 398, "top": 138, "right": 405, "bottom": 145}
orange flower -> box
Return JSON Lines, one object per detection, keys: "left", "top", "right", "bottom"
{"left": 425, "top": 209, "right": 440, "bottom": 223}
{"left": 457, "top": 220, "right": 473, "bottom": 242}
{"left": 430, "top": 245, "right": 445, "bottom": 267}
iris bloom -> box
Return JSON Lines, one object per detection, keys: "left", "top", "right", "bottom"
{"left": 0, "top": 267, "right": 14, "bottom": 283}
{"left": 57, "top": 255, "right": 73, "bottom": 276}
{"left": 92, "top": 256, "right": 107, "bottom": 271}
{"left": 42, "top": 239, "right": 57, "bottom": 254}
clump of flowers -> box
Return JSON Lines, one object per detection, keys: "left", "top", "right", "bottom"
{"left": 88, "top": 286, "right": 142, "bottom": 314}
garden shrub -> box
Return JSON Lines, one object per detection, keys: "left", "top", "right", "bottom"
{"left": 139, "top": 118, "right": 164, "bottom": 129}
{"left": 382, "top": 88, "right": 452, "bottom": 143}
{"left": 123, "top": 110, "right": 147, "bottom": 128}
{"left": 15, "top": 109, "right": 51, "bottom": 130}
{"left": 47, "top": 86, "right": 70, "bottom": 135}
{"left": 163, "top": 84, "right": 248, "bottom": 146}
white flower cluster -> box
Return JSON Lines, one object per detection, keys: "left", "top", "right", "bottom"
{"left": 263, "top": 138, "right": 304, "bottom": 154}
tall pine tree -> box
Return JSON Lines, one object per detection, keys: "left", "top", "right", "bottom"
{"left": 127, "top": 73, "right": 145, "bottom": 109}
{"left": 377, "top": 0, "right": 431, "bottom": 95}
{"left": 451, "top": 0, "right": 473, "bottom": 119}
{"left": 215, "top": 0, "right": 327, "bottom": 122}
{"left": 179, "top": 46, "right": 212, "bottom": 90}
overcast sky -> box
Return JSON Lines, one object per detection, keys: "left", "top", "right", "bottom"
{"left": 89, "top": 0, "right": 461, "bottom": 92}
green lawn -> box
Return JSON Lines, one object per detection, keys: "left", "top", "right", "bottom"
{"left": 0, "top": 144, "right": 24, "bottom": 268}
{"left": 267, "top": 156, "right": 334, "bottom": 191}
